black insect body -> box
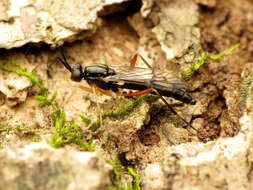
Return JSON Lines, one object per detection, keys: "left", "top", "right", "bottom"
{"left": 104, "top": 67, "right": 196, "bottom": 105}
{"left": 58, "top": 53, "right": 196, "bottom": 105}
{"left": 58, "top": 52, "right": 198, "bottom": 133}
{"left": 80, "top": 64, "right": 119, "bottom": 92}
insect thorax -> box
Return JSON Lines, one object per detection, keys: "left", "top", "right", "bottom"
{"left": 84, "top": 64, "right": 116, "bottom": 79}
{"left": 84, "top": 64, "right": 118, "bottom": 92}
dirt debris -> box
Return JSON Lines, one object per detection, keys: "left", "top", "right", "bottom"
{"left": 196, "top": 0, "right": 253, "bottom": 142}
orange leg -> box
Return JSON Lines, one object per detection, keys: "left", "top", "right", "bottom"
{"left": 78, "top": 85, "right": 93, "bottom": 93}
{"left": 78, "top": 85, "right": 113, "bottom": 97}
{"left": 130, "top": 53, "right": 152, "bottom": 69}
{"left": 125, "top": 89, "right": 153, "bottom": 97}
{"left": 130, "top": 54, "right": 138, "bottom": 68}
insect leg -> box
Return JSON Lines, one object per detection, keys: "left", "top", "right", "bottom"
{"left": 78, "top": 85, "right": 115, "bottom": 97}
{"left": 125, "top": 89, "right": 153, "bottom": 97}
{"left": 130, "top": 54, "right": 152, "bottom": 69}
{"left": 91, "top": 85, "right": 103, "bottom": 130}
{"left": 151, "top": 88, "right": 198, "bottom": 134}
{"left": 78, "top": 85, "right": 93, "bottom": 93}
{"left": 130, "top": 54, "right": 138, "bottom": 68}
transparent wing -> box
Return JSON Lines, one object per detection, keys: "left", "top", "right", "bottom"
{"left": 152, "top": 69, "right": 186, "bottom": 89}
{"left": 103, "top": 65, "right": 186, "bottom": 89}
{"left": 103, "top": 66, "right": 152, "bottom": 85}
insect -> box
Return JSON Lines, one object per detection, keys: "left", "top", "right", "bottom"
{"left": 57, "top": 50, "right": 197, "bottom": 133}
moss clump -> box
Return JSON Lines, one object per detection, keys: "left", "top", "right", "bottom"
{"left": 0, "top": 123, "right": 41, "bottom": 142}
{"left": 49, "top": 110, "right": 96, "bottom": 151}
{"left": 107, "top": 159, "right": 141, "bottom": 190}
{"left": 80, "top": 95, "right": 159, "bottom": 132}
{"left": 181, "top": 44, "right": 239, "bottom": 81}
{"left": 0, "top": 60, "right": 57, "bottom": 109}
{"left": 15, "top": 124, "right": 39, "bottom": 138}
{"left": 0, "top": 61, "right": 95, "bottom": 151}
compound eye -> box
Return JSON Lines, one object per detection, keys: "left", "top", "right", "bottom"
{"left": 71, "top": 64, "right": 83, "bottom": 82}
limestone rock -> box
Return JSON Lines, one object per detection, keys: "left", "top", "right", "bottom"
{"left": 0, "top": 141, "right": 112, "bottom": 190}
{"left": 151, "top": 0, "right": 200, "bottom": 60}
{"left": 0, "top": 0, "right": 131, "bottom": 49}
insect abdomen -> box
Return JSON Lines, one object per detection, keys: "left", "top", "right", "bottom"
{"left": 158, "top": 88, "right": 196, "bottom": 105}
{"left": 151, "top": 81, "right": 196, "bottom": 105}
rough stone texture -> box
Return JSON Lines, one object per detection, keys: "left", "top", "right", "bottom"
{"left": 151, "top": 0, "right": 200, "bottom": 60}
{"left": 103, "top": 99, "right": 151, "bottom": 161}
{"left": 0, "top": 0, "right": 131, "bottom": 49}
{"left": 140, "top": 0, "right": 153, "bottom": 17}
{"left": 140, "top": 63, "right": 253, "bottom": 190}
{"left": 127, "top": 0, "right": 201, "bottom": 70}
{"left": 0, "top": 141, "right": 112, "bottom": 190}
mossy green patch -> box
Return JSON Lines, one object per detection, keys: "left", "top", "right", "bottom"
{"left": 80, "top": 95, "right": 159, "bottom": 132}
{"left": 0, "top": 60, "right": 46, "bottom": 95}
{"left": 0, "top": 123, "right": 41, "bottom": 141}
{"left": 181, "top": 44, "right": 239, "bottom": 81}
{"left": 15, "top": 125, "right": 38, "bottom": 137}
{"left": 0, "top": 60, "right": 57, "bottom": 109}
{"left": 49, "top": 110, "right": 96, "bottom": 151}
{"left": 31, "top": 137, "right": 41, "bottom": 142}
{"left": 0, "top": 61, "right": 95, "bottom": 151}
{"left": 107, "top": 159, "right": 141, "bottom": 190}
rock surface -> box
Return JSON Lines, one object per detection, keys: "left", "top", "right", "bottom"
{"left": 151, "top": 0, "right": 200, "bottom": 60}
{"left": 0, "top": 141, "right": 112, "bottom": 190}
{"left": 0, "top": 0, "right": 131, "bottom": 49}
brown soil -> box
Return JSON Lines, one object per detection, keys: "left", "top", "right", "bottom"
{"left": 195, "top": 0, "right": 253, "bottom": 141}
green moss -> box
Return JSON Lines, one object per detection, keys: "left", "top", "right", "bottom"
{"left": 0, "top": 124, "right": 10, "bottom": 133}
{"left": 181, "top": 44, "right": 239, "bottom": 81}
{"left": 127, "top": 167, "right": 141, "bottom": 190}
{"left": 107, "top": 159, "right": 141, "bottom": 190}
{"left": 80, "top": 95, "right": 159, "bottom": 132}
{"left": 0, "top": 61, "right": 95, "bottom": 151}
{"left": 15, "top": 125, "right": 37, "bottom": 136}
{"left": 0, "top": 123, "right": 41, "bottom": 141}
{"left": 31, "top": 138, "right": 41, "bottom": 142}
{"left": 49, "top": 110, "right": 96, "bottom": 151}
{"left": 0, "top": 60, "right": 46, "bottom": 94}
{"left": 103, "top": 95, "right": 157, "bottom": 117}
{"left": 107, "top": 159, "right": 124, "bottom": 184}
{"left": 0, "top": 60, "right": 57, "bottom": 110}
